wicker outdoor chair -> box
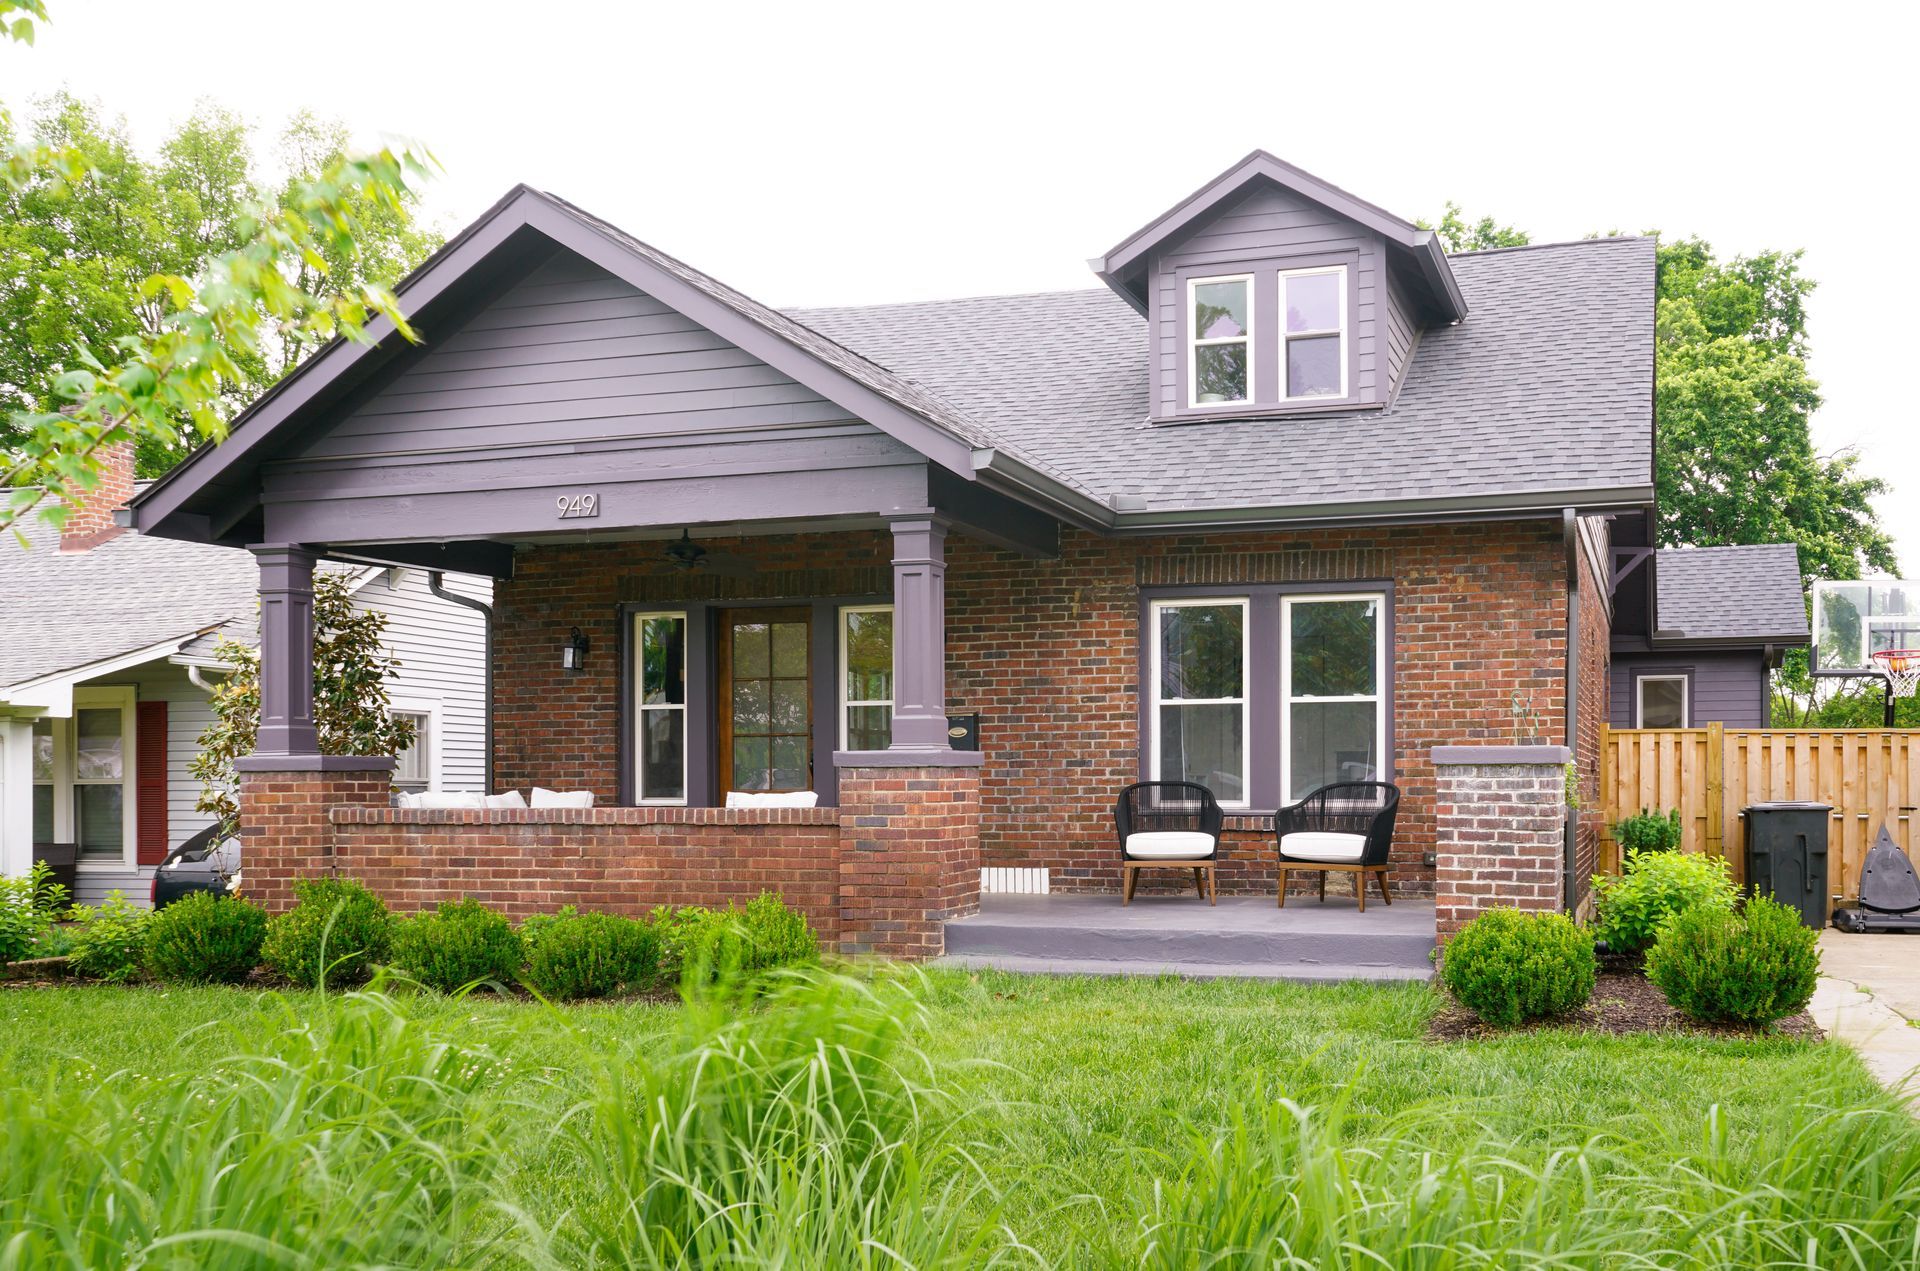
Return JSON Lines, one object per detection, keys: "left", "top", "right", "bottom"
{"left": 1115, "top": 780, "right": 1223, "bottom": 904}
{"left": 1272, "top": 781, "right": 1400, "bottom": 911}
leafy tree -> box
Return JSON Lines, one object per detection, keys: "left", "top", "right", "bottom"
{"left": 1420, "top": 201, "right": 1530, "bottom": 254}
{"left": 190, "top": 571, "right": 417, "bottom": 829}
{"left": 1, "top": 0, "right": 438, "bottom": 532}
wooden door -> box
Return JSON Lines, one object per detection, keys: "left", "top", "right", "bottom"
{"left": 717, "top": 607, "right": 813, "bottom": 794}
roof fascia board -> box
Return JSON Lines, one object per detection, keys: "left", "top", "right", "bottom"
{"left": 1101, "top": 484, "right": 1656, "bottom": 533}
{"left": 516, "top": 199, "right": 979, "bottom": 479}
{"left": 1647, "top": 634, "right": 1811, "bottom": 651}
{"left": 128, "top": 190, "right": 549, "bottom": 534}
{"left": 0, "top": 629, "right": 215, "bottom": 710}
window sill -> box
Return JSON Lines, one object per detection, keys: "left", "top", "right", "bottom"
{"left": 1154, "top": 399, "right": 1382, "bottom": 427}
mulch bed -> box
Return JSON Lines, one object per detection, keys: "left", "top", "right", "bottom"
{"left": 1428, "top": 970, "right": 1821, "bottom": 1042}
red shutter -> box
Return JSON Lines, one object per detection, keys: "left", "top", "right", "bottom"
{"left": 136, "top": 701, "right": 168, "bottom": 866}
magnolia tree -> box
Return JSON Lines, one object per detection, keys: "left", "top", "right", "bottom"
{"left": 191, "top": 572, "right": 417, "bottom": 830}
{"left": 2, "top": 0, "right": 435, "bottom": 536}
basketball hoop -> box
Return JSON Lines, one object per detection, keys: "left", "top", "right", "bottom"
{"left": 1872, "top": 649, "right": 1920, "bottom": 700}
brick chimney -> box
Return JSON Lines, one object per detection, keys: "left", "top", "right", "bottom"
{"left": 58, "top": 437, "right": 135, "bottom": 551}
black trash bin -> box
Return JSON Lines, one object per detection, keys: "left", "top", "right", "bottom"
{"left": 1744, "top": 801, "right": 1832, "bottom": 929}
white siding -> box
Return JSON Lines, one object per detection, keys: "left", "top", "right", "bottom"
{"left": 351, "top": 568, "right": 491, "bottom": 792}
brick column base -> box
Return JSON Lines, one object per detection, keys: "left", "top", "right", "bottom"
{"left": 834, "top": 756, "right": 982, "bottom": 959}
{"left": 236, "top": 755, "right": 395, "bottom": 912}
{"left": 1432, "top": 745, "right": 1569, "bottom": 941}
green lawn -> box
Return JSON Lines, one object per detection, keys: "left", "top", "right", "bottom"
{"left": 2, "top": 970, "right": 1916, "bottom": 1266}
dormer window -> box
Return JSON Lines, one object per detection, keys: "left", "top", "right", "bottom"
{"left": 1282, "top": 266, "right": 1346, "bottom": 399}
{"left": 1188, "top": 275, "right": 1252, "bottom": 407}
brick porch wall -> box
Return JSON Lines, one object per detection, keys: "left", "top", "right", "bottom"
{"left": 492, "top": 520, "right": 1570, "bottom": 899}
{"left": 237, "top": 760, "right": 394, "bottom": 911}
{"left": 328, "top": 806, "right": 843, "bottom": 941}
{"left": 1433, "top": 747, "right": 1569, "bottom": 939}
{"left": 836, "top": 766, "right": 981, "bottom": 958}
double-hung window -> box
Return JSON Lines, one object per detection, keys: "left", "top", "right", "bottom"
{"left": 633, "top": 612, "right": 688, "bottom": 803}
{"left": 840, "top": 605, "right": 893, "bottom": 750}
{"left": 390, "top": 710, "right": 432, "bottom": 792}
{"left": 1636, "top": 674, "right": 1688, "bottom": 728}
{"left": 1282, "top": 595, "right": 1385, "bottom": 799}
{"left": 1188, "top": 275, "right": 1253, "bottom": 407}
{"left": 1281, "top": 266, "right": 1346, "bottom": 400}
{"left": 29, "top": 687, "right": 136, "bottom": 865}
{"left": 1149, "top": 598, "right": 1248, "bottom": 806}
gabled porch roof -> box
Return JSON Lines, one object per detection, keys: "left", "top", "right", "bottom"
{"left": 125, "top": 186, "right": 1102, "bottom": 572}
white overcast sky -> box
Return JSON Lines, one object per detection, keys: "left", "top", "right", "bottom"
{"left": 5, "top": 1, "right": 1915, "bottom": 567}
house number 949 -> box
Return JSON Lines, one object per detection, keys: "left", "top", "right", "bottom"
{"left": 556, "top": 493, "right": 599, "bottom": 519}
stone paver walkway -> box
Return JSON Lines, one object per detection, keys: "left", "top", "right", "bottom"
{"left": 1811, "top": 931, "right": 1920, "bottom": 1108}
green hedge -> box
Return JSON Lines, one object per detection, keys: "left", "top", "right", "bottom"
{"left": 1441, "top": 908, "right": 1596, "bottom": 1028}
{"left": 144, "top": 893, "right": 268, "bottom": 984}
{"left": 1645, "top": 895, "right": 1821, "bottom": 1026}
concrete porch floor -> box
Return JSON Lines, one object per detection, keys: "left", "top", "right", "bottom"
{"left": 936, "top": 893, "right": 1437, "bottom": 982}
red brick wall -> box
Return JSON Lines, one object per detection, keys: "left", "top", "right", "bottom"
{"left": 492, "top": 520, "right": 1569, "bottom": 898}
{"left": 1434, "top": 757, "right": 1568, "bottom": 939}
{"left": 329, "top": 806, "right": 842, "bottom": 940}
{"left": 837, "top": 766, "right": 981, "bottom": 957}
{"left": 238, "top": 767, "right": 392, "bottom": 911}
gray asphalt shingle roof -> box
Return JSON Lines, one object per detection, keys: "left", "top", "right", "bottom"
{"left": 789, "top": 236, "right": 1655, "bottom": 513}
{"left": 1655, "top": 544, "right": 1809, "bottom": 643}
{"left": 0, "top": 510, "right": 259, "bottom": 689}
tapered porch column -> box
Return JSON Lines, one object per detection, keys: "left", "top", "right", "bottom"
{"left": 887, "top": 517, "right": 953, "bottom": 753}
{"left": 251, "top": 544, "right": 320, "bottom": 756}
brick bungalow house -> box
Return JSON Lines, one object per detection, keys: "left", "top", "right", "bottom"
{"left": 122, "top": 151, "right": 1654, "bottom": 954}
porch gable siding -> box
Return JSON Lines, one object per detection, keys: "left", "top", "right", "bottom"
{"left": 258, "top": 251, "right": 935, "bottom": 547}
{"left": 488, "top": 518, "right": 1569, "bottom": 898}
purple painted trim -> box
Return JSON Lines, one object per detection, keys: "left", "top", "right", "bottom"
{"left": 1092, "top": 150, "right": 1466, "bottom": 322}
{"left": 236, "top": 754, "right": 397, "bottom": 773}
{"left": 1137, "top": 580, "right": 1395, "bottom": 813}
{"left": 887, "top": 518, "right": 953, "bottom": 752}
{"left": 250, "top": 544, "right": 320, "bottom": 757}
{"left": 832, "top": 749, "right": 984, "bottom": 769}
{"left": 1431, "top": 745, "right": 1571, "bottom": 765}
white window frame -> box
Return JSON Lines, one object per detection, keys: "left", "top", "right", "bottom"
{"left": 1148, "top": 597, "right": 1251, "bottom": 810}
{"left": 1279, "top": 593, "right": 1386, "bottom": 803}
{"left": 1279, "top": 264, "right": 1348, "bottom": 402}
{"left": 67, "top": 685, "right": 139, "bottom": 871}
{"left": 1187, "top": 273, "right": 1255, "bottom": 409}
{"left": 838, "top": 604, "right": 894, "bottom": 750}
{"left": 387, "top": 697, "right": 442, "bottom": 792}
{"left": 1635, "top": 674, "right": 1690, "bottom": 728}
{"left": 632, "top": 611, "right": 689, "bottom": 805}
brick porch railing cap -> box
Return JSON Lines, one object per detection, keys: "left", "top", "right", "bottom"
{"left": 1431, "top": 744, "right": 1571, "bottom": 765}
{"left": 235, "top": 754, "right": 398, "bottom": 773}
{"left": 833, "top": 748, "right": 985, "bottom": 768}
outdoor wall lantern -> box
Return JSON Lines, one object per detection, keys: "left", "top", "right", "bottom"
{"left": 563, "top": 626, "right": 589, "bottom": 673}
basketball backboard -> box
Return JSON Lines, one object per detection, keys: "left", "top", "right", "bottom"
{"left": 1812, "top": 580, "right": 1920, "bottom": 675}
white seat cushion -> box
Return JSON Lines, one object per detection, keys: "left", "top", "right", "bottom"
{"left": 1279, "top": 831, "right": 1369, "bottom": 863}
{"left": 411, "top": 791, "right": 486, "bottom": 810}
{"left": 726, "top": 791, "right": 820, "bottom": 808}
{"left": 1125, "top": 831, "right": 1216, "bottom": 860}
{"left": 531, "top": 787, "right": 595, "bottom": 809}
{"left": 484, "top": 791, "right": 528, "bottom": 810}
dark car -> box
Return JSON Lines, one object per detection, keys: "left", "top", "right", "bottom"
{"left": 150, "top": 823, "right": 241, "bottom": 909}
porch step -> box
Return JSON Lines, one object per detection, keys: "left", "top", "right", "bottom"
{"left": 939, "top": 893, "right": 1436, "bottom": 983}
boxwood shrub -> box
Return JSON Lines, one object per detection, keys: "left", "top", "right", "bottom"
{"left": 144, "top": 892, "right": 268, "bottom": 984}
{"left": 1441, "top": 907, "right": 1596, "bottom": 1028}
{"left": 261, "top": 877, "right": 393, "bottom": 988}
{"left": 390, "top": 898, "right": 523, "bottom": 993}
{"left": 1645, "top": 895, "right": 1821, "bottom": 1026}
{"left": 1591, "top": 848, "right": 1737, "bottom": 956}
{"left": 654, "top": 891, "right": 819, "bottom": 984}
{"left": 67, "top": 892, "right": 149, "bottom": 983}
{"left": 523, "top": 907, "right": 659, "bottom": 1001}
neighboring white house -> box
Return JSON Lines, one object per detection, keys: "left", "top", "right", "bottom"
{"left": 0, "top": 445, "right": 490, "bottom": 905}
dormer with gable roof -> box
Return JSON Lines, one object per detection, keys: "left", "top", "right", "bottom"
{"left": 1091, "top": 151, "right": 1467, "bottom": 422}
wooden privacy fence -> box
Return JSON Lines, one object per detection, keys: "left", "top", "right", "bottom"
{"left": 1599, "top": 725, "right": 1920, "bottom": 901}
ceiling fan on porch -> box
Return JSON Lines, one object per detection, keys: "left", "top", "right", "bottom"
{"left": 662, "top": 529, "right": 757, "bottom": 578}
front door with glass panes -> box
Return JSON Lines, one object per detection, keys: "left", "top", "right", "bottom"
{"left": 718, "top": 608, "right": 812, "bottom": 794}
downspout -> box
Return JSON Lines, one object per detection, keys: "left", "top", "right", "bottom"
{"left": 1562, "top": 509, "right": 1580, "bottom": 914}
{"left": 186, "top": 665, "right": 225, "bottom": 694}
{"left": 428, "top": 571, "right": 495, "bottom": 794}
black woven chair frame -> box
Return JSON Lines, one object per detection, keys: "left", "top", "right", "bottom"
{"left": 1272, "top": 781, "right": 1400, "bottom": 910}
{"left": 1114, "top": 780, "right": 1223, "bottom": 905}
